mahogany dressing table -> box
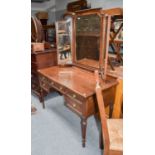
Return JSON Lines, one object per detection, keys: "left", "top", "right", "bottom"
{"left": 38, "top": 9, "right": 118, "bottom": 147}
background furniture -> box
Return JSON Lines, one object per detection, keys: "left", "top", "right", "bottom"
{"left": 67, "top": 0, "right": 90, "bottom": 12}
{"left": 36, "top": 11, "right": 48, "bottom": 26}
{"left": 31, "top": 15, "right": 57, "bottom": 101}
{"left": 95, "top": 70, "right": 123, "bottom": 155}
{"left": 35, "top": 11, "right": 56, "bottom": 46}
{"left": 35, "top": 11, "right": 48, "bottom": 42}
{"left": 42, "top": 24, "right": 56, "bottom": 46}
{"left": 31, "top": 16, "right": 44, "bottom": 42}
{"left": 31, "top": 49, "right": 57, "bottom": 102}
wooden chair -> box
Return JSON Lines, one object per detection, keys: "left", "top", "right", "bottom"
{"left": 94, "top": 70, "right": 123, "bottom": 155}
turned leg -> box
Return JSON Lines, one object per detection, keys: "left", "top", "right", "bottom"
{"left": 39, "top": 94, "right": 43, "bottom": 103}
{"left": 81, "top": 118, "right": 87, "bottom": 147}
{"left": 99, "top": 130, "right": 103, "bottom": 149}
{"left": 40, "top": 88, "right": 45, "bottom": 109}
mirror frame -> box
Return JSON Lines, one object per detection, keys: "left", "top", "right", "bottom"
{"left": 71, "top": 9, "right": 111, "bottom": 79}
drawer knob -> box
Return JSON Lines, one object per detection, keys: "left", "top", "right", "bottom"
{"left": 60, "top": 87, "right": 63, "bottom": 90}
{"left": 72, "top": 94, "right": 76, "bottom": 98}
{"left": 73, "top": 104, "right": 76, "bottom": 108}
{"left": 51, "top": 82, "right": 54, "bottom": 85}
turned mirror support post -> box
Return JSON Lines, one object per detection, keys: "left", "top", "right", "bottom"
{"left": 100, "top": 15, "right": 111, "bottom": 81}
{"left": 103, "top": 15, "right": 111, "bottom": 80}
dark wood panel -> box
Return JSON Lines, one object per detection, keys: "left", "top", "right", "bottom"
{"left": 31, "top": 48, "right": 57, "bottom": 100}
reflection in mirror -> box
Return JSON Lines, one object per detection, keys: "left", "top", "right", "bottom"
{"left": 75, "top": 14, "right": 101, "bottom": 69}
{"left": 109, "top": 18, "right": 123, "bottom": 65}
{"left": 112, "top": 20, "right": 123, "bottom": 41}
{"left": 56, "top": 18, "right": 72, "bottom": 65}
{"left": 110, "top": 18, "right": 123, "bottom": 52}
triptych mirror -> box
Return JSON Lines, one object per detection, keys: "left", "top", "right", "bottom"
{"left": 55, "top": 9, "right": 113, "bottom": 76}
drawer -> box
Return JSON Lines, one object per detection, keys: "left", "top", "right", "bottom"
{"left": 39, "top": 75, "right": 50, "bottom": 91}
{"left": 31, "top": 51, "right": 57, "bottom": 67}
{"left": 50, "top": 81, "right": 85, "bottom": 103}
{"left": 31, "top": 83, "right": 41, "bottom": 96}
{"left": 66, "top": 89, "right": 85, "bottom": 104}
{"left": 39, "top": 75, "right": 49, "bottom": 83}
{"left": 32, "top": 83, "right": 40, "bottom": 90}
{"left": 40, "top": 81, "right": 50, "bottom": 92}
{"left": 65, "top": 96, "right": 83, "bottom": 116}
{"left": 50, "top": 81, "right": 63, "bottom": 91}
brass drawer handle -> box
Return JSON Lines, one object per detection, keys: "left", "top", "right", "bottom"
{"left": 72, "top": 94, "right": 76, "bottom": 98}
{"left": 73, "top": 104, "right": 76, "bottom": 108}
{"left": 42, "top": 77, "right": 45, "bottom": 80}
{"left": 44, "top": 79, "right": 47, "bottom": 82}
{"left": 51, "top": 82, "right": 54, "bottom": 85}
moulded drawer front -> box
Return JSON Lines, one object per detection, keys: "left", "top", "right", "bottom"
{"left": 39, "top": 75, "right": 49, "bottom": 83}
{"left": 50, "top": 81, "right": 66, "bottom": 94}
{"left": 40, "top": 81, "right": 50, "bottom": 92}
{"left": 32, "top": 83, "right": 40, "bottom": 91}
{"left": 65, "top": 96, "right": 83, "bottom": 116}
{"left": 50, "top": 81, "right": 85, "bottom": 103}
{"left": 66, "top": 89, "right": 85, "bottom": 103}
{"left": 39, "top": 75, "right": 50, "bottom": 91}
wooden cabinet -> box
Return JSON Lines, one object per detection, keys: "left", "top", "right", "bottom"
{"left": 31, "top": 48, "right": 57, "bottom": 101}
{"left": 67, "top": 0, "right": 89, "bottom": 12}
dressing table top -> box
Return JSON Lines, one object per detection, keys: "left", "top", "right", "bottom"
{"left": 38, "top": 66, "right": 117, "bottom": 98}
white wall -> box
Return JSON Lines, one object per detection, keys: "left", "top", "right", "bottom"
{"left": 31, "top": 0, "right": 55, "bottom": 11}
{"left": 55, "top": 0, "right": 74, "bottom": 11}
{"left": 55, "top": 0, "right": 123, "bottom": 11}
{"left": 55, "top": 0, "right": 123, "bottom": 20}
{"left": 87, "top": 0, "right": 122, "bottom": 9}
{"left": 31, "top": 0, "right": 123, "bottom": 22}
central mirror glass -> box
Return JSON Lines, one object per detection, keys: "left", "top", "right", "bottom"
{"left": 75, "top": 14, "right": 101, "bottom": 69}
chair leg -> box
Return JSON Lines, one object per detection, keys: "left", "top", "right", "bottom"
{"left": 99, "top": 130, "right": 103, "bottom": 149}
{"left": 109, "top": 102, "right": 114, "bottom": 118}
